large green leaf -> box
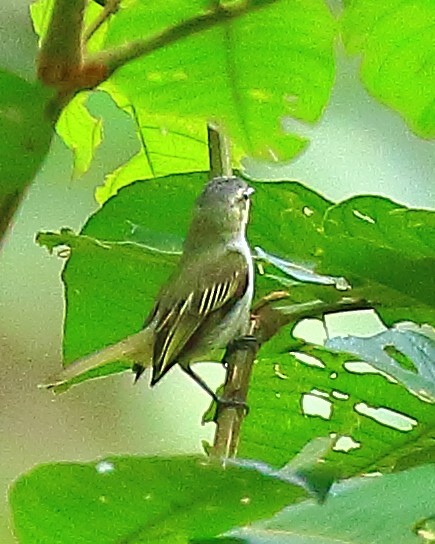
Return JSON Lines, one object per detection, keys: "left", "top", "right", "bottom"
{"left": 319, "top": 195, "right": 435, "bottom": 325}
{"left": 30, "top": 0, "right": 336, "bottom": 189}
{"left": 102, "top": 0, "right": 336, "bottom": 162}
{"left": 341, "top": 0, "right": 435, "bottom": 138}
{"left": 37, "top": 227, "right": 177, "bottom": 367}
{"left": 9, "top": 455, "right": 307, "bottom": 544}
{"left": 229, "top": 464, "right": 435, "bottom": 543}
{"left": 238, "top": 340, "right": 435, "bottom": 479}
{"left": 0, "top": 70, "right": 54, "bottom": 242}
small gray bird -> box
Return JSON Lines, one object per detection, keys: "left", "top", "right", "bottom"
{"left": 45, "top": 176, "right": 255, "bottom": 399}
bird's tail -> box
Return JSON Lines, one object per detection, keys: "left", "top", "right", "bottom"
{"left": 41, "top": 328, "right": 153, "bottom": 393}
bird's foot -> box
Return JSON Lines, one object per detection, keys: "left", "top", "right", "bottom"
{"left": 216, "top": 396, "right": 249, "bottom": 416}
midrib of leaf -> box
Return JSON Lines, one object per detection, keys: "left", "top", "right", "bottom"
{"left": 130, "top": 104, "right": 156, "bottom": 177}
{"left": 222, "top": 22, "right": 253, "bottom": 154}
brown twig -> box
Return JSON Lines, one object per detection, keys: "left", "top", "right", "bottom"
{"left": 37, "top": 0, "right": 86, "bottom": 87}
{"left": 207, "top": 123, "right": 233, "bottom": 179}
{"left": 91, "top": 0, "right": 281, "bottom": 83}
{"left": 37, "top": 0, "right": 282, "bottom": 95}
{"left": 84, "top": 0, "right": 121, "bottom": 42}
{"left": 211, "top": 295, "right": 372, "bottom": 458}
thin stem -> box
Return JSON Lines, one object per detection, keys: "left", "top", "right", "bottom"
{"left": 211, "top": 296, "right": 371, "bottom": 458}
{"left": 207, "top": 123, "right": 233, "bottom": 179}
{"left": 84, "top": 0, "right": 121, "bottom": 42}
{"left": 93, "top": 0, "right": 280, "bottom": 79}
{"left": 37, "top": 0, "right": 281, "bottom": 95}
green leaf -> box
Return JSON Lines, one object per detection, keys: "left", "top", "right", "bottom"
{"left": 102, "top": 0, "right": 336, "bottom": 162}
{"left": 229, "top": 436, "right": 335, "bottom": 503}
{"left": 320, "top": 195, "right": 435, "bottom": 325}
{"left": 29, "top": 0, "right": 55, "bottom": 43}
{"left": 238, "top": 341, "right": 435, "bottom": 479}
{"left": 327, "top": 327, "right": 435, "bottom": 402}
{"left": 9, "top": 455, "right": 307, "bottom": 544}
{"left": 250, "top": 186, "right": 435, "bottom": 325}
{"left": 37, "top": 226, "right": 178, "bottom": 366}
{"left": 414, "top": 514, "right": 435, "bottom": 542}
{"left": 341, "top": 0, "right": 435, "bottom": 138}
{"left": 95, "top": 85, "right": 211, "bottom": 202}
{"left": 56, "top": 93, "right": 103, "bottom": 179}
{"left": 230, "top": 464, "right": 435, "bottom": 543}
{"left": 0, "top": 70, "right": 54, "bottom": 239}
{"left": 192, "top": 539, "right": 246, "bottom": 544}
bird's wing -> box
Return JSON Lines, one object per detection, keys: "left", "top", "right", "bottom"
{"left": 146, "top": 250, "right": 250, "bottom": 385}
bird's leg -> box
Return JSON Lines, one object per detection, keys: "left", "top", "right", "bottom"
{"left": 181, "top": 365, "right": 248, "bottom": 414}
{"left": 181, "top": 365, "right": 220, "bottom": 401}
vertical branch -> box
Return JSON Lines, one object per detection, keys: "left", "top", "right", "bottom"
{"left": 212, "top": 320, "right": 258, "bottom": 459}
{"left": 211, "top": 296, "right": 371, "bottom": 459}
{"left": 207, "top": 123, "right": 233, "bottom": 179}
{"left": 37, "top": 0, "right": 86, "bottom": 86}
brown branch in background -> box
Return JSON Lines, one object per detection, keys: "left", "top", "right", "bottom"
{"left": 211, "top": 296, "right": 371, "bottom": 458}
{"left": 37, "top": 0, "right": 86, "bottom": 87}
{"left": 37, "top": 0, "right": 109, "bottom": 100}
{"left": 36, "top": 0, "right": 282, "bottom": 100}
{"left": 92, "top": 0, "right": 281, "bottom": 82}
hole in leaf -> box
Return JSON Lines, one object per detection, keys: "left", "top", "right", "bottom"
{"left": 292, "top": 352, "right": 325, "bottom": 368}
{"left": 332, "top": 390, "right": 349, "bottom": 400}
{"left": 96, "top": 461, "right": 115, "bottom": 474}
{"left": 273, "top": 364, "right": 288, "bottom": 380}
{"left": 344, "top": 361, "right": 378, "bottom": 374}
{"left": 344, "top": 361, "right": 397, "bottom": 382}
{"left": 333, "top": 436, "right": 361, "bottom": 452}
{"left": 384, "top": 344, "right": 417, "bottom": 373}
{"left": 353, "top": 209, "right": 376, "bottom": 224}
{"left": 302, "top": 394, "right": 332, "bottom": 419}
{"left": 293, "top": 318, "right": 327, "bottom": 345}
{"left": 56, "top": 245, "right": 71, "bottom": 259}
{"left": 355, "top": 403, "right": 417, "bottom": 431}
{"left": 311, "top": 388, "right": 330, "bottom": 399}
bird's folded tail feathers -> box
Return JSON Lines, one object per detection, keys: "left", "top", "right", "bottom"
{"left": 40, "top": 328, "right": 153, "bottom": 393}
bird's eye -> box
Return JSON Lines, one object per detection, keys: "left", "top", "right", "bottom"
{"left": 243, "top": 187, "right": 255, "bottom": 200}
{"left": 235, "top": 186, "right": 254, "bottom": 203}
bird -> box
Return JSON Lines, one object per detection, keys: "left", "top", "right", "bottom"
{"left": 43, "top": 176, "right": 255, "bottom": 401}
